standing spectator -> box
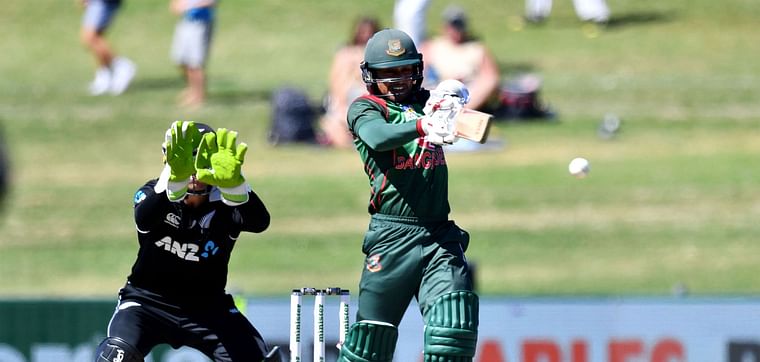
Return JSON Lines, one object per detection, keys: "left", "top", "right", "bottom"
{"left": 94, "top": 121, "right": 280, "bottom": 362}
{"left": 320, "top": 16, "right": 381, "bottom": 148}
{"left": 170, "top": 0, "right": 217, "bottom": 108}
{"left": 526, "top": 0, "right": 610, "bottom": 23}
{"left": 421, "top": 5, "right": 501, "bottom": 112}
{"left": 79, "top": 0, "right": 136, "bottom": 95}
{"left": 394, "top": 0, "right": 432, "bottom": 45}
{"left": 337, "top": 29, "right": 478, "bottom": 362}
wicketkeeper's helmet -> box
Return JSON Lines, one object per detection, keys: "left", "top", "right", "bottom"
{"left": 161, "top": 121, "right": 214, "bottom": 156}
{"left": 360, "top": 29, "right": 424, "bottom": 98}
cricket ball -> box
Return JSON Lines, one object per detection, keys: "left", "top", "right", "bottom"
{"left": 568, "top": 157, "right": 590, "bottom": 178}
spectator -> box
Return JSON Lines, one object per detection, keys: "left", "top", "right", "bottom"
{"left": 319, "top": 16, "right": 380, "bottom": 148}
{"left": 170, "top": 0, "right": 217, "bottom": 108}
{"left": 421, "top": 5, "right": 501, "bottom": 112}
{"left": 79, "top": 0, "right": 136, "bottom": 96}
{"left": 393, "top": 0, "right": 432, "bottom": 46}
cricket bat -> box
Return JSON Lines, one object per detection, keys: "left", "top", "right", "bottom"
{"left": 454, "top": 109, "right": 493, "bottom": 144}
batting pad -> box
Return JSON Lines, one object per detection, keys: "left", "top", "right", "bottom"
{"left": 424, "top": 291, "right": 479, "bottom": 361}
{"left": 337, "top": 320, "right": 398, "bottom": 362}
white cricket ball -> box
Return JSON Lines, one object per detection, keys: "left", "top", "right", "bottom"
{"left": 568, "top": 157, "right": 590, "bottom": 178}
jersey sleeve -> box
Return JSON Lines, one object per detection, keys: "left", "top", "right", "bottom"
{"left": 233, "top": 189, "right": 270, "bottom": 233}
{"left": 348, "top": 97, "right": 424, "bottom": 152}
{"left": 133, "top": 179, "right": 166, "bottom": 233}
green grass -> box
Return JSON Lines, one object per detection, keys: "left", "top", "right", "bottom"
{"left": 1, "top": 0, "right": 759, "bottom": 298}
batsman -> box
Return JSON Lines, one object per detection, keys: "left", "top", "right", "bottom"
{"left": 338, "top": 28, "right": 479, "bottom": 362}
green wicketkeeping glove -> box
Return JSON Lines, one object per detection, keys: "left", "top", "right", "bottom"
{"left": 164, "top": 120, "right": 201, "bottom": 182}
{"left": 195, "top": 128, "right": 249, "bottom": 204}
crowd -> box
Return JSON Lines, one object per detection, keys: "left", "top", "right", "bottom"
{"left": 77, "top": 0, "right": 570, "bottom": 117}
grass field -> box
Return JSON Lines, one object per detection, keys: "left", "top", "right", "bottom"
{"left": 1, "top": 0, "right": 759, "bottom": 298}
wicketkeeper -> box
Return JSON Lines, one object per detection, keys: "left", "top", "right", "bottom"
{"left": 94, "top": 121, "right": 280, "bottom": 362}
{"left": 337, "top": 28, "right": 479, "bottom": 362}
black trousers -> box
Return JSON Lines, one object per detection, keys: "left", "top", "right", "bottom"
{"left": 106, "top": 283, "right": 268, "bottom": 361}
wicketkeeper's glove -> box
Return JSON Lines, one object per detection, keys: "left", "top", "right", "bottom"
{"left": 163, "top": 120, "right": 202, "bottom": 200}
{"left": 420, "top": 79, "right": 470, "bottom": 145}
{"left": 195, "top": 128, "right": 250, "bottom": 205}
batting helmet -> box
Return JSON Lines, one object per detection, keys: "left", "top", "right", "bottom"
{"left": 360, "top": 29, "right": 424, "bottom": 98}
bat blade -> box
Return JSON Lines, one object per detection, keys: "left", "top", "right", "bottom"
{"left": 454, "top": 109, "right": 493, "bottom": 144}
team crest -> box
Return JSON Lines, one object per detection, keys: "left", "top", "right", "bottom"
{"left": 403, "top": 105, "right": 421, "bottom": 120}
{"left": 386, "top": 39, "right": 406, "bottom": 56}
{"left": 366, "top": 254, "right": 383, "bottom": 272}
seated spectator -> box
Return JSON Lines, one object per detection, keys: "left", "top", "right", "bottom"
{"left": 319, "top": 17, "right": 381, "bottom": 148}
{"left": 421, "top": 5, "right": 501, "bottom": 112}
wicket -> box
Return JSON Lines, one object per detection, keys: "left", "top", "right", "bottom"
{"left": 290, "top": 287, "right": 350, "bottom": 362}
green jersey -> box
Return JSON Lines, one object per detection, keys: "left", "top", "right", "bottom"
{"left": 347, "top": 93, "right": 450, "bottom": 220}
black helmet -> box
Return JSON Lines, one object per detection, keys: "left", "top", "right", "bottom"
{"left": 161, "top": 121, "right": 215, "bottom": 162}
{"left": 194, "top": 122, "right": 214, "bottom": 137}
{"left": 360, "top": 29, "right": 424, "bottom": 98}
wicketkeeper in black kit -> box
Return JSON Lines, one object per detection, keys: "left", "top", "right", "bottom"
{"left": 95, "top": 121, "right": 281, "bottom": 362}
{"left": 337, "top": 29, "right": 479, "bottom": 361}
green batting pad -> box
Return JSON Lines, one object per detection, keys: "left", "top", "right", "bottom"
{"left": 337, "top": 321, "right": 398, "bottom": 362}
{"left": 424, "top": 291, "right": 479, "bottom": 360}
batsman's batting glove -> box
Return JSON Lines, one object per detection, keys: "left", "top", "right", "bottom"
{"left": 194, "top": 128, "right": 250, "bottom": 205}
{"left": 419, "top": 109, "right": 458, "bottom": 145}
{"left": 420, "top": 80, "right": 471, "bottom": 145}
{"left": 420, "top": 95, "right": 466, "bottom": 146}
{"left": 424, "top": 79, "right": 470, "bottom": 115}
{"left": 163, "top": 121, "right": 202, "bottom": 201}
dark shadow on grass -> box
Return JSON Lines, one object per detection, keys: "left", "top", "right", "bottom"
{"left": 208, "top": 88, "right": 273, "bottom": 105}
{"left": 126, "top": 76, "right": 184, "bottom": 92}
{"left": 605, "top": 10, "right": 677, "bottom": 29}
{"left": 524, "top": 9, "right": 677, "bottom": 29}
{"left": 127, "top": 76, "right": 273, "bottom": 106}
{"left": 499, "top": 61, "right": 539, "bottom": 75}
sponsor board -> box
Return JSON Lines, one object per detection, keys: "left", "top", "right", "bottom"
{"left": 2, "top": 298, "right": 760, "bottom": 361}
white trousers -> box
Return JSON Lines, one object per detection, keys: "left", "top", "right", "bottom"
{"left": 526, "top": 0, "right": 610, "bottom": 22}
{"left": 394, "top": 0, "right": 432, "bottom": 45}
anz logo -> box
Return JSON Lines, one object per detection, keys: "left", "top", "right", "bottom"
{"left": 155, "top": 237, "right": 221, "bottom": 262}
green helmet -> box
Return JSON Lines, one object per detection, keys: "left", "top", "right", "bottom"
{"left": 360, "top": 29, "right": 424, "bottom": 97}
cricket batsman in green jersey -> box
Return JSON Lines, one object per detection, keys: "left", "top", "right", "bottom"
{"left": 337, "top": 28, "right": 479, "bottom": 362}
